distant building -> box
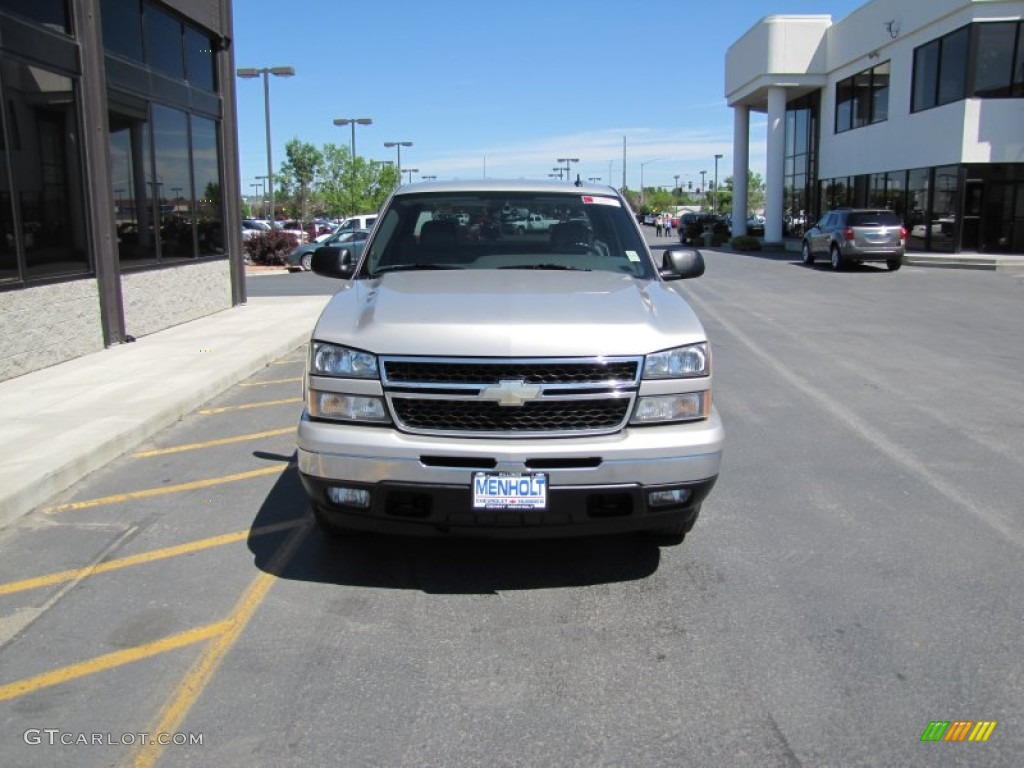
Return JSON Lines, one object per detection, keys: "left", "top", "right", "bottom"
{"left": 0, "top": 0, "right": 244, "bottom": 382}
{"left": 726, "top": 0, "right": 1024, "bottom": 253}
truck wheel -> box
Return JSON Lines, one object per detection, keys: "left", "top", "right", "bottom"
{"left": 801, "top": 241, "right": 815, "bottom": 265}
{"left": 830, "top": 245, "right": 845, "bottom": 271}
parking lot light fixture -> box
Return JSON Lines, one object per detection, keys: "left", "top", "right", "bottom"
{"left": 236, "top": 65, "right": 295, "bottom": 222}
{"left": 384, "top": 141, "right": 413, "bottom": 184}
{"left": 333, "top": 117, "right": 373, "bottom": 161}
{"left": 404, "top": 168, "right": 419, "bottom": 184}
{"left": 713, "top": 154, "right": 723, "bottom": 214}
{"left": 557, "top": 157, "right": 579, "bottom": 182}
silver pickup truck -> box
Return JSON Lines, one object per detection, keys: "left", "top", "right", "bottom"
{"left": 297, "top": 180, "right": 723, "bottom": 544}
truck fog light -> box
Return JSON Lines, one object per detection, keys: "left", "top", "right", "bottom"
{"left": 327, "top": 486, "right": 371, "bottom": 508}
{"left": 648, "top": 488, "right": 691, "bottom": 508}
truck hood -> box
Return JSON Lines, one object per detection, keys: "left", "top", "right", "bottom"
{"left": 312, "top": 270, "right": 707, "bottom": 357}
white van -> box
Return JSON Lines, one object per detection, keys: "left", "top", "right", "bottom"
{"left": 337, "top": 213, "right": 377, "bottom": 233}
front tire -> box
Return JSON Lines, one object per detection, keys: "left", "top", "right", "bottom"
{"left": 644, "top": 504, "right": 701, "bottom": 546}
{"left": 300, "top": 252, "right": 313, "bottom": 271}
{"left": 801, "top": 241, "right": 815, "bottom": 265}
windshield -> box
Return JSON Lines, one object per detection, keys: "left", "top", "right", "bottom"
{"left": 361, "top": 191, "right": 656, "bottom": 278}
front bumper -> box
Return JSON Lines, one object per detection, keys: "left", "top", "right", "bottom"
{"left": 296, "top": 409, "right": 723, "bottom": 538}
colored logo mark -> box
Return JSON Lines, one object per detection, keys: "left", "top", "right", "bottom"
{"left": 920, "top": 721, "right": 997, "bottom": 742}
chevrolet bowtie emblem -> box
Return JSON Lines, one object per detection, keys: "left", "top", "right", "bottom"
{"left": 480, "top": 379, "right": 543, "bottom": 407}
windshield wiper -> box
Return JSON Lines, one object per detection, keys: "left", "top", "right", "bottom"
{"left": 373, "top": 264, "right": 465, "bottom": 274}
{"left": 497, "top": 264, "right": 591, "bottom": 271}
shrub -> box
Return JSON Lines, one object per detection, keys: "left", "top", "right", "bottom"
{"left": 244, "top": 230, "right": 298, "bottom": 265}
{"left": 730, "top": 235, "right": 761, "bottom": 251}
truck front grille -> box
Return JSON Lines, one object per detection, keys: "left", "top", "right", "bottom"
{"left": 392, "top": 398, "right": 631, "bottom": 432}
{"left": 382, "top": 360, "right": 639, "bottom": 385}
{"left": 380, "top": 356, "right": 643, "bottom": 438}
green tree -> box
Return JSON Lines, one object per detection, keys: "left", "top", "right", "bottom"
{"left": 278, "top": 139, "right": 323, "bottom": 222}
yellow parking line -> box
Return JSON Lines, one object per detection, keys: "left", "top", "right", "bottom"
{"left": 198, "top": 398, "right": 302, "bottom": 415}
{"left": 0, "top": 620, "right": 230, "bottom": 703}
{"left": 238, "top": 376, "right": 302, "bottom": 387}
{"left": 132, "top": 428, "right": 295, "bottom": 458}
{"left": 43, "top": 464, "right": 294, "bottom": 514}
{"left": 0, "top": 520, "right": 302, "bottom": 597}
{"left": 131, "top": 519, "right": 312, "bottom": 768}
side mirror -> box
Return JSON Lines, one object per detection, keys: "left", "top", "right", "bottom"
{"left": 311, "top": 246, "right": 356, "bottom": 279}
{"left": 660, "top": 248, "right": 705, "bottom": 280}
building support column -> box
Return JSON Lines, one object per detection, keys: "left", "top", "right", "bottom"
{"left": 764, "top": 86, "right": 787, "bottom": 246}
{"left": 218, "top": 0, "right": 246, "bottom": 305}
{"left": 74, "top": 0, "right": 125, "bottom": 346}
{"left": 731, "top": 105, "right": 750, "bottom": 237}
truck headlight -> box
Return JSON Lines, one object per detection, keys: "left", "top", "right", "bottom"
{"left": 631, "top": 392, "right": 709, "bottom": 424}
{"left": 643, "top": 343, "right": 709, "bottom": 379}
{"left": 311, "top": 342, "right": 378, "bottom": 378}
{"left": 308, "top": 390, "right": 391, "bottom": 423}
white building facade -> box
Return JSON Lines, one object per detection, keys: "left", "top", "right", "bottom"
{"left": 726, "top": 0, "right": 1024, "bottom": 254}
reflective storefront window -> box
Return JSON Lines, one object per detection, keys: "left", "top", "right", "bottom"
{"left": 100, "top": 0, "right": 144, "bottom": 61}
{"left": 932, "top": 165, "right": 959, "bottom": 253}
{"left": 0, "top": 0, "right": 69, "bottom": 34}
{"left": 191, "top": 115, "right": 222, "bottom": 255}
{"left": 907, "top": 168, "right": 931, "bottom": 250}
{"left": 144, "top": 3, "right": 184, "bottom": 80}
{"left": 1, "top": 58, "right": 88, "bottom": 280}
{"left": 151, "top": 104, "right": 192, "bottom": 259}
{"left": 109, "top": 110, "right": 156, "bottom": 264}
{"left": 184, "top": 26, "right": 215, "bottom": 91}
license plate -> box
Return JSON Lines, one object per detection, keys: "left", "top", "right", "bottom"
{"left": 472, "top": 472, "right": 548, "bottom": 511}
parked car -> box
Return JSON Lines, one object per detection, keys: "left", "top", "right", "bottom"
{"left": 801, "top": 208, "right": 906, "bottom": 271}
{"left": 287, "top": 228, "right": 370, "bottom": 271}
{"left": 678, "top": 213, "right": 730, "bottom": 245}
{"left": 276, "top": 220, "right": 308, "bottom": 244}
{"left": 241, "top": 219, "right": 270, "bottom": 241}
{"left": 297, "top": 179, "right": 722, "bottom": 544}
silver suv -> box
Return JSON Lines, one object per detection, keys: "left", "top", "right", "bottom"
{"left": 296, "top": 180, "right": 723, "bottom": 544}
{"left": 801, "top": 208, "right": 906, "bottom": 271}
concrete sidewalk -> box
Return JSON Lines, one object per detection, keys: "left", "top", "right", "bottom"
{"left": 0, "top": 293, "right": 330, "bottom": 528}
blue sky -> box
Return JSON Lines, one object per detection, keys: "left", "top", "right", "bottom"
{"left": 233, "top": 0, "right": 865, "bottom": 192}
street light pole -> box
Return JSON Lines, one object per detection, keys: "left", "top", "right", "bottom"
{"left": 700, "top": 170, "right": 708, "bottom": 210}
{"left": 404, "top": 168, "right": 419, "bottom": 184}
{"left": 713, "top": 154, "right": 723, "bottom": 214}
{"left": 236, "top": 66, "right": 295, "bottom": 225}
{"left": 640, "top": 159, "right": 659, "bottom": 206}
{"left": 333, "top": 117, "right": 373, "bottom": 161}
{"left": 384, "top": 141, "right": 413, "bottom": 185}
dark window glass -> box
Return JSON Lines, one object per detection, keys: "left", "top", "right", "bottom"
{"left": 151, "top": 104, "right": 192, "bottom": 259}
{"left": 913, "top": 40, "right": 940, "bottom": 112}
{"left": 0, "top": 126, "right": 15, "bottom": 282}
{"left": 906, "top": 168, "right": 930, "bottom": 249}
{"left": 110, "top": 110, "right": 156, "bottom": 264}
{"left": 835, "top": 77, "right": 852, "bottom": 132}
{"left": 871, "top": 62, "right": 890, "bottom": 122}
{"left": 184, "top": 25, "right": 215, "bottom": 91}
{"left": 938, "top": 27, "right": 969, "bottom": 105}
{"left": 100, "top": 0, "right": 143, "bottom": 61}
{"left": 974, "top": 23, "right": 1016, "bottom": 97}
{"left": 848, "top": 212, "right": 901, "bottom": 226}
{"left": 852, "top": 71, "right": 872, "bottom": 128}
{"left": 932, "top": 165, "right": 959, "bottom": 252}
{"left": 191, "top": 115, "right": 222, "bottom": 255}
{"left": 0, "top": 59, "right": 89, "bottom": 280}
{"left": 144, "top": 3, "right": 183, "bottom": 79}
{"left": 1015, "top": 24, "right": 1024, "bottom": 96}
{"left": 0, "top": 0, "right": 69, "bottom": 33}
